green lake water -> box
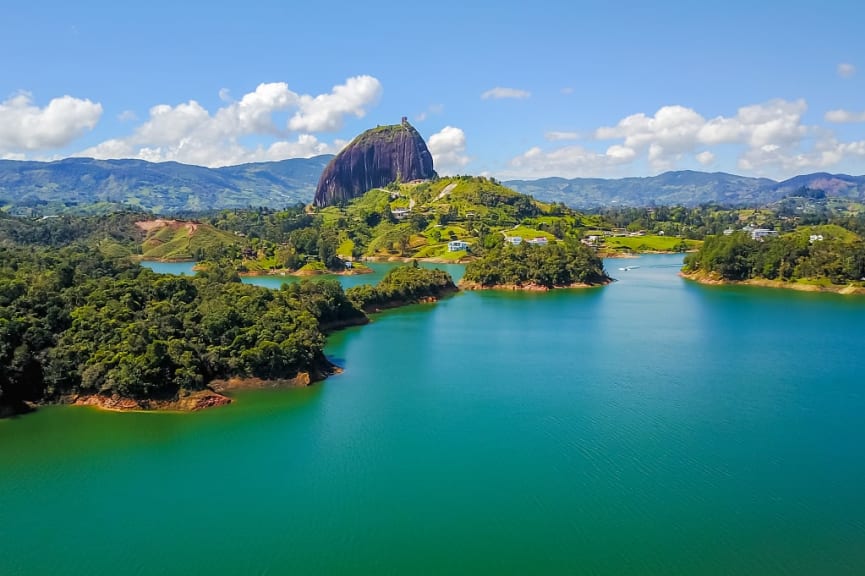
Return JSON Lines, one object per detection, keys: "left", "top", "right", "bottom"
{"left": 3, "top": 254, "right": 865, "bottom": 575}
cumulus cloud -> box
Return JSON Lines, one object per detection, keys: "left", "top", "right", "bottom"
{"left": 481, "top": 87, "right": 531, "bottom": 100}
{"left": 77, "top": 76, "right": 381, "bottom": 167}
{"left": 507, "top": 144, "right": 635, "bottom": 178}
{"left": 592, "top": 99, "right": 811, "bottom": 170}
{"left": 288, "top": 75, "right": 381, "bottom": 132}
{"left": 838, "top": 63, "right": 856, "bottom": 78}
{"left": 739, "top": 135, "right": 865, "bottom": 173}
{"left": 825, "top": 109, "right": 865, "bottom": 123}
{"left": 545, "top": 131, "right": 580, "bottom": 141}
{"left": 0, "top": 92, "right": 102, "bottom": 153}
{"left": 507, "top": 98, "right": 864, "bottom": 178}
{"left": 428, "top": 126, "right": 470, "bottom": 174}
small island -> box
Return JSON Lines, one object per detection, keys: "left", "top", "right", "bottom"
{"left": 461, "top": 241, "right": 612, "bottom": 290}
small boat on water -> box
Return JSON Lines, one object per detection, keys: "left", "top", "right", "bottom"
{"left": 617, "top": 266, "right": 640, "bottom": 271}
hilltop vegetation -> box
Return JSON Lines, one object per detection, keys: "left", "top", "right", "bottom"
{"left": 313, "top": 175, "right": 591, "bottom": 261}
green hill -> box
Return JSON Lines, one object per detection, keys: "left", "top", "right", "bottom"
{"left": 138, "top": 219, "right": 247, "bottom": 260}
{"left": 315, "top": 176, "right": 584, "bottom": 260}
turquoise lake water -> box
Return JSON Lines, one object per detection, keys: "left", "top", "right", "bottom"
{"left": 3, "top": 254, "right": 865, "bottom": 575}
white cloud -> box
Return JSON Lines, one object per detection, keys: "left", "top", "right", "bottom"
{"left": 481, "top": 87, "right": 531, "bottom": 100}
{"left": 0, "top": 92, "right": 102, "bottom": 152}
{"left": 288, "top": 75, "right": 381, "bottom": 132}
{"left": 545, "top": 131, "right": 581, "bottom": 141}
{"left": 428, "top": 126, "right": 470, "bottom": 174}
{"left": 507, "top": 98, "right": 863, "bottom": 178}
{"left": 593, "top": 99, "right": 809, "bottom": 170}
{"left": 739, "top": 135, "right": 865, "bottom": 173}
{"left": 696, "top": 151, "right": 715, "bottom": 166}
{"left": 507, "top": 144, "right": 635, "bottom": 178}
{"left": 838, "top": 63, "right": 856, "bottom": 78}
{"left": 560, "top": 87, "right": 574, "bottom": 95}
{"left": 825, "top": 109, "right": 865, "bottom": 123}
{"left": 77, "top": 77, "right": 381, "bottom": 167}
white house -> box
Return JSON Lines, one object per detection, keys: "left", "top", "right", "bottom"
{"left": 809, "top": 234, "right": 824, "bottom": 243}
{"left": 526, "top": 237, "right": 548, "bottom": 246}
{"left": 504, "top": 236, "right": 523, "bottom": 245}
{"left": 751, "top": 228, "right": 778, "bottom": 241}
{"left": 448, "top": 240, "right": 469, "bottom": 252}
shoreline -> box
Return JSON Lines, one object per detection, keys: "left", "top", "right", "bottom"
{"left": 8, "top": 359, "right": 345, "bottom": 418}
{"left": 459, "top": 279, "right": 612, "bottom": 292}
{"left": 680, "top": 271, "right": 865, "bottom": 295}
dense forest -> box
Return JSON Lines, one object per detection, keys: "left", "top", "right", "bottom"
{"left": 0, "top": 217, "right": 458, "bottom": 415}
{"left": 682, "top": 231, "right": 865, "bottom": 284}
{"left": 463, "top": 241, "right": 611, "bottom": 288}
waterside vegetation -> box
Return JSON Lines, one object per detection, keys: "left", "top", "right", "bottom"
{"left": 681, "top": 226, "right": 865, "bottom": 293}
{"left": 0, "top": 219, "right": 458, "bottom": 417}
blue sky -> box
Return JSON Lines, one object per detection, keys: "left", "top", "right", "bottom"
{"left": 1, "top": 0, "right": 863, "bottom": 180}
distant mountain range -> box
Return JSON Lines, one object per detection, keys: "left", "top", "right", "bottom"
{"left": 504, "top": 171, "right": 865, "bottom": 208}
{"left": 1, "top": 157, "right": 864, "bottom": 214}
{"left": 0, "top": 156, "right": 333, "bottom": 214}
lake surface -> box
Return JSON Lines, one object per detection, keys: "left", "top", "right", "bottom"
{"left": 3, "top": 254, "right": 865, "bottom": 575}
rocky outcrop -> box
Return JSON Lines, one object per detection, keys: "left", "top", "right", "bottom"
{"left": 313, "top": 118, "right": 436, "bottom": 207}
{"left": 71, "top": 390, "right": 232, "bottom": 412}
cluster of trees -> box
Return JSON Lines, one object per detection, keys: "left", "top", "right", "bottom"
{"left": 683, "top": 232, "right": 865, "bottom": 284}
{"left": 346, "top": 264, "right": 457, "bottom": 311}
{"left": 206, "top": 205, "right": 312, "bottom": 243}
{"left": 463, "top": 241, "right": 610, "bottom": 288}
{"left": 0, "top": 212, "right": 463, "bottom": 413}
{"left": 0, "top": 244, "right": 370, "bottom": 410}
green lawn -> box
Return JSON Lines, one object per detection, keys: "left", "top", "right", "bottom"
{"left": 605, "top": 235, "right": 701, "bottom": 252}
{"left": 505, "top": 225, "right": 554, "bottom": 240}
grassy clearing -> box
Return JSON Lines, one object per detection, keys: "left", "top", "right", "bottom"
{"left": 605, "top": 235, "right": 701, "bottom": 252}
{"left": 795, "top": 277, "right": 834, "bottom": 287}
{"left": 791, "top": 224, "right": 860, "bottom": 243}
{"left": 505, "top": 226, "right": 554, "bottom": 240}
{"left": 338, "top": 238, "right": 355, "bottom": 257}
{"left": 141, "top": 222, "right": 242, "bottom": 260}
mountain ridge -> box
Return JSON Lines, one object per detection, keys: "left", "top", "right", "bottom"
{"left": 504, "top": 171, "right": 865, "bottom": 208}
{"left": 0, "top": 155, "right": 334, "bottom": 214}
{"left": 1, "top": 155, "right": 864, "bottom": 213}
